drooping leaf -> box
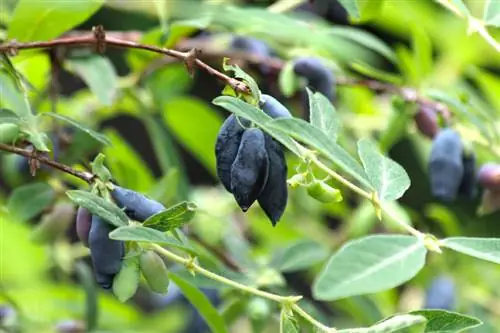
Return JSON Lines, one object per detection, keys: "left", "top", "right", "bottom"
{"left": 7, "top": 183, "right": 55, "bottom": 222}
{"left": 109, "top": 225, "right": 196, "bottom": 255}
{"left": 357, "top": 138, "right": 410, "bottom": 201}
{"left": 43, "top": 112, "right": 111, "bottom": 145}
{"left": 66, "top": 55, "right": 118, "bottom": 106}
{"left": 8, "top": 0, "right": 105, "bottom": 41}
{"left": 273, "top": 240, "right": 329, "bottom": 273}
{"left": 66, "top": 190, "right": 129, "bottom": 227}
{"left": 169, "top": 273, "right": 229, "bottom": 333}
{"left": 313, "top": 235, "right": 427, "bottom": 301}
{"left": 442, "top": 237, "right": 500, "bottom": 264}
{"left": 410, "top": 310, "right": 482, "bottom": 333}
{"left": 143, "top": 201, "right": 197, "bottom": 232}
{"left": 308, "top": 88, "right": 341, "bottom": 141}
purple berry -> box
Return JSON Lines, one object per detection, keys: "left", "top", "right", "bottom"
{"left": 477, "top": 163, "right": 500, "bottom": 190}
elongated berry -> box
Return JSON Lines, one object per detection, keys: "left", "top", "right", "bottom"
{"left": 140, "top": 250, "right": 170, "bottom": 294}
{"left": 414, "top": 105, "right": 439, "bottom": 138}
{"left": 428, "top": 129, "right": 464, "bottom": 202}
{"left": 113, "top": 255, "right": 140, "bottom": 302}
{"left": 231, "top": 36, "right": 272, "bottom": 74}
{"left": 89, "top": 215, "right": 124, "bottom": 289}
{"left": 257, "top": 134, "right": 287, "bottom": 225}
{"left": 112, "top": 186, "right": 165, "bottom": 221}
{"left": 477, "top": 163, "right": 500, "bottom": 190}
{"left": 293, "top": 57, "right": 335, "bottom": 101}
{"left": 215, "top": 114, "right": 249, "bottom": 192}
{"left": 424, "top": 275, "right": 456, "bottom": 310}
{"left": 231, "top": 128, "right": 269, "bottom": 211}
{"left": 260, "top": 94, "right": 292, "bottom": 119}
{"left": 306, "top": 180, "right": 342, "bottom": 203}
{"left": 458, "top": 152, "right": 477, "bottom": 199}
{"left": 76, "top": 207, "right": 92, "bottom": 247}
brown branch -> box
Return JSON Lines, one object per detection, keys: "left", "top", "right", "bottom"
{"left": 0, "top": 143, "right": 94, "bottom": 183}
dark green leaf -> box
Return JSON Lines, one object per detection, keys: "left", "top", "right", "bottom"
{"left": 109, "top": 225, "right": 196, "bottom": 255}
{"left": 8, "top": 0, "right": 105, "bottom": 41}
{"left": 169, "top": 273, "right": 229, "bottom": 333}
{"left": 7, "top": 182, "right": 55, "bottom": 222}
{"left": 66, "top": 55, "right": 118, "bottom": 106}
{"left": 143, "top": 201, "right": 197, "bottom": 232}
{"left": 66, "top": 190, "right": 128, "bottom": 227}
{"left": 313, "top": 235, "right": 427, "bottom": 301}
{"left": 43, "top": 112, "right": 111, "bottom": 145}
{"left": 410, "top": 310, "right": 482, "bottom": 333}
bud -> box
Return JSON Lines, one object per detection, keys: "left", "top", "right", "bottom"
{"left": 287, "top": 173, "right": 306, "bottom": 189}
{"left": 306, "top": 181, "right": 343, "bottom": 203}
{"left": 140, "top": 250, "right": 170, "bottom": 293}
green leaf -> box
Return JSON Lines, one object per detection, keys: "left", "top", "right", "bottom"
{"left": 411, "top": 26, "right": 433, "bottom": 82}
{"left": 410, "top": 310, "right": 482, "bottom": 333}
{"left": 66, "top": 190, "right": 128, "bottom": 227}
{"left": 350, "top": 62, "right": 403, "bottom": 85}
{"left": 330, "top": 27, "right": 396, "bottom": 63}
{"left": 278, "top": 61, "right": 299, "bottom": 97}
{"left": 66, "top": 55, "right": 118, "bottom": 106}
{"left": 484, "top": 0, "right": 500, "bottom": 27}
{"left": 74, "top": 262, "right": 98, "bottom": 331}
{"left": 337, "top": 314, "right": 426, "bottom": 333}
{"left": 143, "top": 201, "right": 197, "bottom": 232}
{"left": 169, "top": 273, "right": 229, "bottom": 333}
{"left": 357, "top": 138, "right": 410, "bottom": 201}
{"left": 280, "top": 310, "right": 299, "bottom": 333}
{"left": 8, "top": 0, "right": 105, "bottom": 41}
{"left": 222, "top": 58, "right": 261, "bottom": 104}
{"left": 0, "top": 123, "right": 20, "bottom": 144}
{"left": 308, "top": 88, "right": 341, "bottom": 141}
{"left": 112, "top": 255, "right": 140, "bottom": 303}
{"left": 43, "top": 112, "right": 111, "bottom": 146}
{"left": 0, "top": 71, "right": 29, "bottom": 118}
{"left": 442, "top": 237, "right": 500, "bottom": 264}
{"left": 312, "top": 235, "right": 427, "bottom": 301}
{"left": 163, "top": 97, "right": 222, "bottom": 176}
{"left": 267, "top": 118, "right": 372, "bottom": 189}
{"left": 90, "top": 153, "right": 112, "bottom": 182}
{"left": 448, "top": 0, "right": 470, "bottom": 17}
{"left": 0, "top": 108, "right": 21, "bottom": 124}
{"left": 7, "top": 183, "right": 55, "bottom": 222}
{"left": 212, "top": 96, "right": 301, "bottom": 156}
{"left": 273, "top": 240, "right": 329, "bottom": 273}
{"left": 109, "top": 225, "right": 196, "bottom": 255}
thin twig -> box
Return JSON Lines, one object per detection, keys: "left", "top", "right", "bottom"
{"left": 0, "top": 143, "right": 94, "bottom": 183}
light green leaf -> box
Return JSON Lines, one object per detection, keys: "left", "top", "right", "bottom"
{"left": 222, "top": 59, "right": 261, "bottom": 104}
{"left": 313, "top": 235, "right": 427, "bottom": 301}
{"left": 7, "top": 183, "right": 55, "bottom": 222}
{"left": 350, "top": 62, "right": 403, "bottom": 85}
{"left": 278, "top": 61, "right": 299, "bottom": 97}
{"left": 8, "top": 0, "right": 105, "bottom": 41}
{"left": 112, "top": 255, "right": 140, "bottom": 303}
{"left": 163, "top": 97, "right": 222, "bottom": 176}
{"left": 143, "top": 201, "right": 197, "bottom": 232}
{"left": 169, "top": 273, "right": 229, "bottom": 333}
{"left": 410, "top": 310, "right": 482, "bottom": 333}
{"left": 442, "top": 237, "right": 500, "bottom": 264}
{"left": 273, "top": 240, "right": 329, "bottom": 273}
{"left": 66, "top": 55, "right": 118, "bottom": 106}
{"left": 357, "top": 138, "right": 410, "bottom": 201}
{"left": 337, "top": 314, "right": 426, "bottom": 333}
{"left": 280, "top": 310, "right": 299, "bottom": 333}
{"left": 308, "top": 88, "right": 340, "bottom": 141}
{"left": 447, "top": 0, "right": 470, "bottom": 17}
{"left": 0, "top": 108, "right": 21, "bottom": 124}
{"left": 43, "top": 112, "right": 111, "bottom": 145}
{"left": 109, "top": 225, "right": 196, "bottom": 255}
{"left": 330, "top": 26, "right": 396, "bottom": 63}
{"left": 154, "top": 0, "right": 169, "bottom": 39}
{"left": 66, "top": 190, "right": 128, "bottom": 227}
{"left": 484, "top": 0, "right": 500, "bottom": 27}
{"left": 0, "top": 71, "right": 29, "bottom": 118}
{"left": 268, "top": 118, "right": 372, "bottom": 189}
{"left": 212, "top": 96, "right": 301, "bottom": 156}
{"left": 411, "top": 26, "right": 433, "bottom": 82}
{"left": 90, "top": 153, "right": 112, "bottom": 182}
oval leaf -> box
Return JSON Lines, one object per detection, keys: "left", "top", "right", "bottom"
{"left": 169, "top": 273, "right": 229, "bottom": 333}
{"left": 410, "top": 310, "right": 482, "bottom": 333}
{"left": 143, "top": 201, "right": 197, "bottom": 232}
{"left": 313, "top": 235, "right": 427, "bottom": 301}
{"left": 66, "top": 190, "right": 128, "bottom": 227}
{"left": 109, "top": 225, "right": 196, "bottom": 255}
{"left": 357, "top": 138, "right": 410, "bottom": 201}
{"left": 308, "top": 88, "right": 341, "bottom": 141}
{"left": 273, "top": 240, "right": 329, "bottom": 273}
{"left": 442, "top": 237, "right": 500, "bottom": 264}
{"left": 7, "top": 183, "right": 55, "bottom": 222}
